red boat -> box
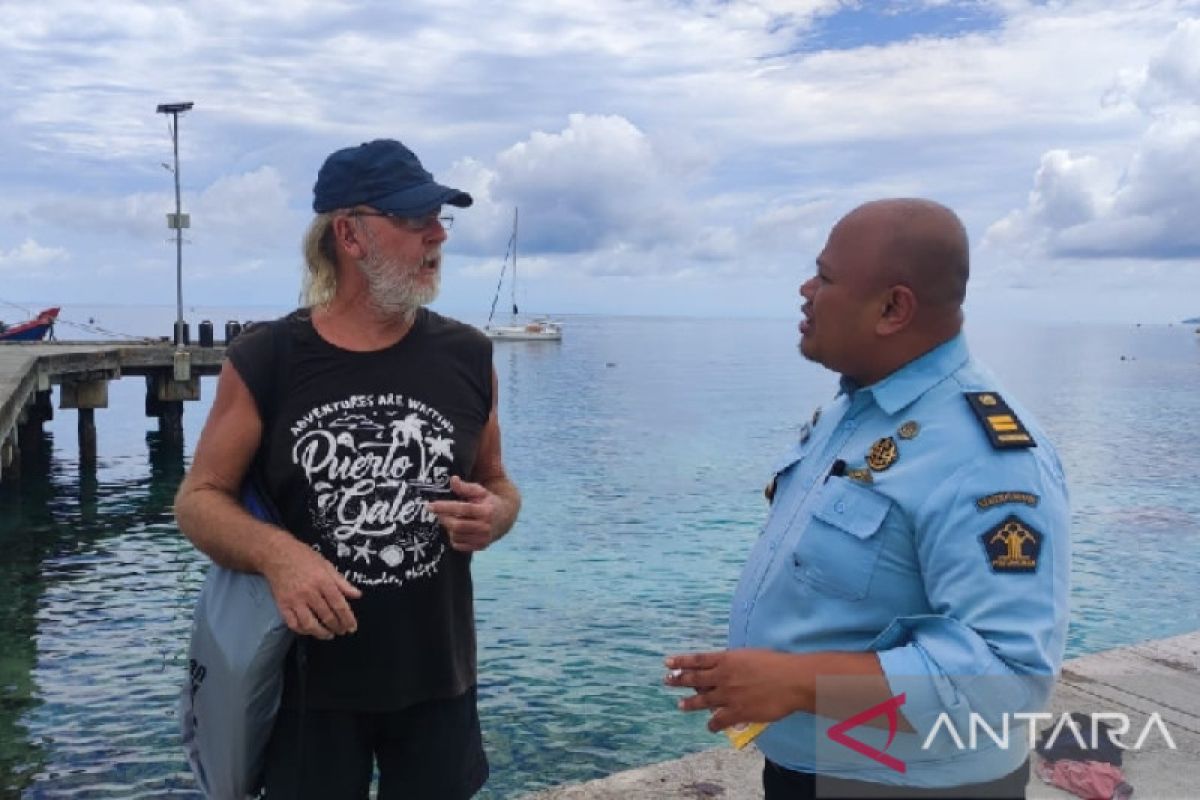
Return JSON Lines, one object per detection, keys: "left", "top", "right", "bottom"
{"left": 0, "top": 307, "right": 60, "bottom": 341}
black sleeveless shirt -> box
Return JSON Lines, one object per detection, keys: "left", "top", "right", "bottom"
{"left": 227, "top": 308, "right": 493, "bottom": 711}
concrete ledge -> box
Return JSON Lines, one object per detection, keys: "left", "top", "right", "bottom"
{"left": 527, "top": 747, "right": 762, "bottom": 800}
{"left": 522, "top": 632, "right": 1200, "bottom": 799}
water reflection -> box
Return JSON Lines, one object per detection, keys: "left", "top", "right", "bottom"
{"left": 0, "top": 427, "right": 202, "bottom": 797}
{"left": 0, "top": 321, "right": 1198, "bottom": 798}
{"left": 0, "top": 432, "right": 57, "bottom": 793}
{"left": 147, "top": 431, "right": 185, "bottom": 491}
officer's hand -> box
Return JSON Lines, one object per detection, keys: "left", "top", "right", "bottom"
{"left": 664, "top": 649, "right": 807, "bottom": 732}
{"left": 262, "top": 536, "right": 361, "bottom": 640}
{"left": 428, "top": 476, "right": 501, "bottom": 553}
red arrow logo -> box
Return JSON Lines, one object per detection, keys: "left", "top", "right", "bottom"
{"left": 825, "top": 693, "right": 907, "bottom": 773}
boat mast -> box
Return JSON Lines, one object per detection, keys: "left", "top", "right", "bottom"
{"left": 511, "top": 207, "right": 519, "bottom": 317}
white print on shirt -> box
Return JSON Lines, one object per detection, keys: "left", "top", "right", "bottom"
{"left": 288, "top": 392, "right": 457, "bottom": 588}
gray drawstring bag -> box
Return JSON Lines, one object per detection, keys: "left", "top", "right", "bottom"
{"left": 179, "top": 479, "right": 294, "bottom": 799}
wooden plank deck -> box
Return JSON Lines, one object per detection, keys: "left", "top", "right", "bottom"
{"left": 0, "top": 340, "right": 226, "bottom": 477}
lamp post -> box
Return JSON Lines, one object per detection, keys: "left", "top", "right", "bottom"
{"left": 156, "top": 101, "right": 194, "bottom": 347}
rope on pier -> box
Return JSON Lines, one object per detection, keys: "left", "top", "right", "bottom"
{"left": 1, "top": 297, "right": 161, "bottom": 342}
{"left": 54, "top": 316, "right": 161, "bottom": 342}
{"left": 0, "top": 297, "right": 35, "bottom": 318}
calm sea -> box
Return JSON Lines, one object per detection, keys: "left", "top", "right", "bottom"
{"left": 2, "top": 306, "right": 1198, "bottom": 798}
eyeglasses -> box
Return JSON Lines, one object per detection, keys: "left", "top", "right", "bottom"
{"left": 348, "top": 210, "right": 454, "bottom": 231}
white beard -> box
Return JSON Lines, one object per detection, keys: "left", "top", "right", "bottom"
{"left": 358, "top": 249, "right": 440, "bottom": 319}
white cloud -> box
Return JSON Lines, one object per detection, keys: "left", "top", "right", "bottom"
{"left": 986, "top": 16, "right": 1200, "bottom": 262}
{"left": 1, "top": 0, "right": 1199, "bottom": 319}
{"left": 0, "top": 239, "right": 69, "bottom": 272}
{"left": 984, "top": 150, "right": 1117, "bottom": 254}
{"left": 445, "top": 114, "right": 703, "bottom": 275}
{"left": 1133, "top": 17, "right": 1200, "bottom": 110}
{"left": 191, "top": 166, "right": 293, "bottom": 245}
{"left": 32, "top": 191, "right": 172, "bottom": 240}
{"left": 30, "top": 166, "right": 292, "bottom": 247}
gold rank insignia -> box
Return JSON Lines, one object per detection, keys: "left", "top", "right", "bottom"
{"left": 897, "top": 420, "right": 920, "bottom": 440}
{"left": 980, "top": 515, "right": 1043, "bottom": 573}
{"left": 846, "top": 467, "right": 874, "bottom": 484}
{"left": 866, "top": 437, "right": 898, "bottom": 471}
{"left": 964, "top": 392, "right": 1036, "bottom": 449}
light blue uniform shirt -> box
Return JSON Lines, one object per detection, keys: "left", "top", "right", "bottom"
{"left": 729, "top": 334, "right": 1069, "bottom": 787}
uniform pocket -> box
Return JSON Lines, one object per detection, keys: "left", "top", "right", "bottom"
{"left": 793, "top": 479, "right": 892, "bottom": 600}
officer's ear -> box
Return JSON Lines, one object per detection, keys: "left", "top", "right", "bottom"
{"left": 876, "top": 283, "right": 917, "bottom": 335}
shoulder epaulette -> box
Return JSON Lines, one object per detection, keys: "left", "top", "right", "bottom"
{"left": 964, "top": 392, "right": 1036, "bottom": 449}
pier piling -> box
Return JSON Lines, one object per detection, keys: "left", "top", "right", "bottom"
{"left": 60, "top": 375, "right": 109, "bottom": 466}
{"left": 158, "top": 401, "right": 184, "bottom": 442}
{"left": 77, "top": 407, "right": 97, "bottom": 464}
{"left": 18, "top": 418, "right": 41, "bottom": 460}
{"left": 1, "top": 428, "right": 17, "bottom": 479}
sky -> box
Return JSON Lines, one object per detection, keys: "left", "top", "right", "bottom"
{"left": 1, "top": 0, "right": 1199, "bottom": 325}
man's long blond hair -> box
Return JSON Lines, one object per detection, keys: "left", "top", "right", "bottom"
{"left": 301, "top": 212, "right": 340, "bottom": 308}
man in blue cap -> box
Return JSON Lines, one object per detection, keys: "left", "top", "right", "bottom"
{"left": 667, "top": 199, "right": 1069, "bottom": 799}
{"left": 177, "top": 139, "right": 520, "bottom": 798}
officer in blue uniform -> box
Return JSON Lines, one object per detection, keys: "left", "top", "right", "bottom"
{"left": 667, "top": 199, "right": 1069, "bottom": 799}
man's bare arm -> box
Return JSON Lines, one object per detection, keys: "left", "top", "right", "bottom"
{"left": 174, "top": 362, "right": 360, "bottom": 638}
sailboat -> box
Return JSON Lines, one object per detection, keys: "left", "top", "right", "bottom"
{"left": 483, "top": 209, "right": 562, "bottom": 342}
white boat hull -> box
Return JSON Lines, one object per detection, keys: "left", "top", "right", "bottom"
{"left": 484, "top": 323, "right": 562, "bottom": 341}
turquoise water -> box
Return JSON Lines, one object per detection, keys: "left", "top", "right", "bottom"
{"left": 1, "top": 313, "right": 1199, "bottom": 797}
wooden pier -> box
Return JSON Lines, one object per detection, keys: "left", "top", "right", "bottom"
{"left": 0, "top": 340, "right": 226, "bottom": 482}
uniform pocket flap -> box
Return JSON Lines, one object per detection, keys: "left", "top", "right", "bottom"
{"left": 811, "top": 479, "right": 891, "bottom": 539}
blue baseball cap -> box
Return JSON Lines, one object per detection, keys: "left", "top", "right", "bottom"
{"left": 312, "top": 139, "right": 473, "bottom": 216}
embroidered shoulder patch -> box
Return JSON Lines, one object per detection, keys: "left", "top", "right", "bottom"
{"left": 976, "top": 491, "right": 1040, "bottom": 511}
{"left": 980, "top": 515, "right": 1043, "bottom": 573}
{"left": 964, "top": 392, "right": 1036, "bottom": 449}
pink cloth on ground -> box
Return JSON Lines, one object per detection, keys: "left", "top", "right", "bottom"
{"left": 1036, "top": 757, "right": 1133, "bottom": 800}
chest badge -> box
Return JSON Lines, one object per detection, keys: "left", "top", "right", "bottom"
{"left": 898, "top": 420, "right": 920, "bottom": 440}
{"left": 846, "top": 466, "right": 874, "bottom": 484}
{"left": 866, "top": 437, "right": 898, "bottom": 472}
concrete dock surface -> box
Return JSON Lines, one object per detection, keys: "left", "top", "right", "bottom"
{"left": 523, "top": 631, "right": 1200, "bottom": 799}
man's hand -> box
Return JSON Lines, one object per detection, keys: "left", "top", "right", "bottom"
{"left": 261, "top": 536, "right": 362, "bottom": 640}
{"left": 428, "top": 475, "right": 503, "bottom": 552}
{"left": 665, "top": 649, "right": 811, "bottom": 733}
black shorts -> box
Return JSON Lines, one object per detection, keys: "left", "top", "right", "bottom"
{"left": 763, "top": 757, "right": 1030, "bottom": 800}
{"left": 261, "top": 687, "right": 488, "bottom": 800}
